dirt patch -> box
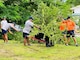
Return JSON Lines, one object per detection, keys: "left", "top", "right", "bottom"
{"left": 0, "top": 49, "right": 23, "bottom": 60}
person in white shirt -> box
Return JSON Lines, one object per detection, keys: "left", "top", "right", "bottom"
{"left": 0, "top": 17, "right": 9, "bottom": 43}
{"left": 23, "top": 16, "right": 39, "bottom": 46}
{"left": 0, "top": 17, "right": 18, "bottom": 43}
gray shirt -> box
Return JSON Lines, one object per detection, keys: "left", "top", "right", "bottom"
{"left": 23, "top": 20, "right": 34, "bottom": 34}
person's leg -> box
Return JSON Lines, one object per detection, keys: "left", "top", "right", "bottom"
{"left": 2, "top": 29, "right": 8, "bottom": 43}
{"left": 63, "top": 34, "right": 67, "bottom": 44}
{"left": 4, "top": 33, "right": 8, "bottom": 43}
{"left": 66, "top": 31, "right": 70, "bottom": 46}
{"left": 72, "top": 37, "right": 78, "bottom": 45}
{"left": 2, "top": 35, "right": 6, "bottom": 42}
{"left": 26, "top": 37, "right": 30, "bottom": 45}
{"left": 67, "top": 37, "right": 70, "bottom": 44}
{"left": 23, "top": 33, "right": 30, "bottom": 46}
{"left": 71, "top": 30, "right": 78, "bottom": 46}
{"left": 24, "top": 37, "right": 27, "bottom": 46}
{"left": 24, "top": 37, "right": 30, "bottom": 46}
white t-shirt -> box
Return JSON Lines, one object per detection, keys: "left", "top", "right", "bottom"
{"left": 8, "top": 23, "right": 14, "bottom": 28}
{"left": 23, "top": 20, "right": 34, "bottom": 33}
{"left": 1, "top": 20, "right": 10, "bottom": 30}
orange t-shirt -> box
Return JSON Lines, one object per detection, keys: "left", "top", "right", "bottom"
{"left": 60, "top": 21, "right": 67, "bottom": 31}
{"left": 66, "top": 20, "right": 75, "bottom": 31}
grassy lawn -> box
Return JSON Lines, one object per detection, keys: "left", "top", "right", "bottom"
{"left": 0, "top": 37, "right": 80, "bottom": 60}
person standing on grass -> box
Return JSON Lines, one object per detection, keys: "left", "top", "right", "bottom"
{"left": 60, "top": 18, "right": 67, "bottom": 45}
{"left": 0, "top": 17, "right": 18, "bottom": 43}
{"left": 23, "top": 16, "right": 39, "bottom": 46}
{"left": 66, "top": 16, "right": 78, "bottom": 46}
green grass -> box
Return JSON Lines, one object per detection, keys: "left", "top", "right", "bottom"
{"left": 0, "top": 38, "right": 80, "bottom": 60}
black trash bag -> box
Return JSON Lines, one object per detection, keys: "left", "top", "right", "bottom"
{"left": 35, "top": 33, "right": 44, "bottom": 40}
{"left": 35, "top": 33, "right": 54, "bottom": 47}
{"left": 45, "top": 36, "right": 54, "bottom": 47}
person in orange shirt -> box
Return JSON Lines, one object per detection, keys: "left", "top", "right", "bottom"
{"left": 60, "top": 18, "right": 67, "bottom": 45}
{"left": 66, "top": 16, "right": 78, "bottom": 46}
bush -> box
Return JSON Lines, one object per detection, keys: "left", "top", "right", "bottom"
{"left": 0, "top": 32, "right": 2, "bottom": 39}
{"left": 8, "top": 33, "right": 14, "bottom": 40}
{"left": 13, "top": 32, "right": 23, "bottom": 42}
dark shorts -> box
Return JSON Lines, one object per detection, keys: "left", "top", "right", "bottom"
{"left": 66, "top": 30, "right": 75, "bottom": 38}
{"left": 2, "top": 29, "right": 7, "bottom": 35}
{"left": 23, "top": 32, "right": 29, "bottom": 38}
{"left": 62, "top": 30, "right": 67, "bottom": 34}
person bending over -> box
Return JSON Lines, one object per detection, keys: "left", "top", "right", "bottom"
{"left": 23, "top": 16, "right": 40, "bottom": 46}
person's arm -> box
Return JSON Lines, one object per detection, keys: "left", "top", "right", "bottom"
{"left": 34, "top": 24, "right": 39, "bottom": 28}
{"left": 10, "top": 24, "right": 18, "bottom": 32}
{"left": 73, "top": 22, "right": 80, "bottom": 33}
{"left": 0, "top": 22, "right": 1, "bottom": 29}
{"left": 33, "top": 24, "right": 40, "bottom": 29}
{"left": 8, "top": 29, "right": 13, "bottom": 34}
{"left": 74, "top": 25, "right": 80, "bottom": 33}
{"left": 12, "top": 26, "right": 18, "bottom": 32}
{"left": 30, "top": 22, "right": 40, "bottom": 29}
{"left": 75, "top": 29, "right": 80, "bottom": 33}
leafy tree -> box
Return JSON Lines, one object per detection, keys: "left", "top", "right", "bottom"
{"left": 32, "top": 1, "right": 72, "bottom": 44}
{"left": 31, "top": 2, "right": 58, "bottom": 43}
{"left": 66, "top": 0, "right": 80, "bottom": 6}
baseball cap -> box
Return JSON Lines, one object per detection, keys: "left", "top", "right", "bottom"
{"left": 67, "top": 16, "right": 70, "bottom": 19}
{"left": 29, "top": 16, "right": 34, "bottom": 20}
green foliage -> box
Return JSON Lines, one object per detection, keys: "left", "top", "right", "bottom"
{"left": 0, "top": 2, "right": 6, "bottom": 18}
{"left": 32, "top": 2, "right": 71, "bottom": 44}
{"left": 0, "top": 0, "right": 31, "bottom": 24}
{"left": 66, "top": 0, "right": 80, "bottom": 6}
{"left": 0, "top": 30, "right": 1, "bottom": 39}
{"left": 8, "top": 33, "right": 14, "bottom": 40}
{"left": 0, "top": 0, "right": 77, "bottom": 44}
{"left": 78, "top": 19, "right": 80, "bottom": 28}
{"left": 0, "top": 0, "right": 75, "bottom": 24}
{"left": 13, "top": 32, "right": 23, "bottom": 42}
{"left": 59, "top": 3, "right": 72, "bottom": 17}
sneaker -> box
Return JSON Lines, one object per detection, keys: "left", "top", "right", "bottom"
{"left": 65, "top": 44, "right": 68, "bottom": 46}
{"left": 46, "top": 45, "right": 51, "bottom": 47}
{"left": 28, "top": 44, "right": 31, "bottom": 46}
{"left": 75, "top": 44, "right": 78, "bottom": 47}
